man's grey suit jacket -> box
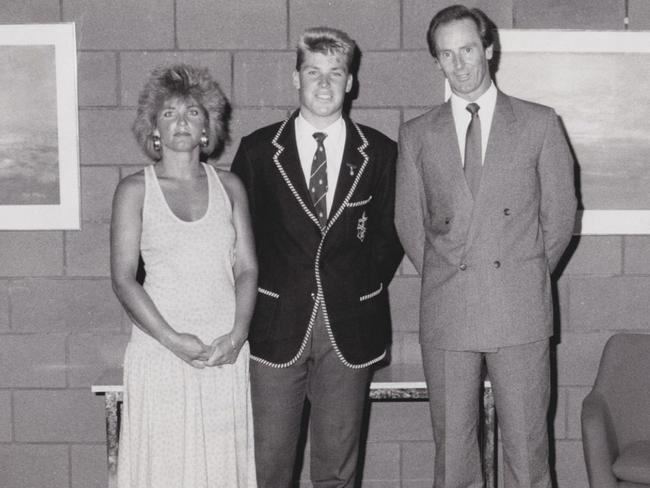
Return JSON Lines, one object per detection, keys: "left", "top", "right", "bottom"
{"left": 395, "top": 91, "right": 577, "bottom": 351}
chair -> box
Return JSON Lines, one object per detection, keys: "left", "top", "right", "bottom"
{"left": 582, "top": 333, "right": 650, "bottom": 488}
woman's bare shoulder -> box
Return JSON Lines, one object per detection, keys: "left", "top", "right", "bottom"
{"left": 216, "top": 168, "right": 245, "bottom": 195}
{"left": 113, "top": 169, "right": 147, "bottom": 211}
{"left": 116, "top": 169, "right": 146, "bottom": 193}
{"left": 214, "top": 168, "right": 247, "bottom": 213}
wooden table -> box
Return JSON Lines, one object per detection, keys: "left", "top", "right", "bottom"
{"left": 92, "top": 364, "right": 496, "bottom": 488}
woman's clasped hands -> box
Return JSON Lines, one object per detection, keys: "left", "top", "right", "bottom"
{"left": 169, "top": 331, "right": 243, "bottom": 368}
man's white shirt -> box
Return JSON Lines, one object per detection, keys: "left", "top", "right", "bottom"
{"left": 295, "top": 113, "right": 346, "bottom": 215}
{"left": 451, "top": 82, "right": 497, "bottom": 166}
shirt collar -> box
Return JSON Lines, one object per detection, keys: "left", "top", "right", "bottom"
{"left": 295, "top": 113, "right": 345, "bottom": 141}
{"left": 450, "top": 81, "right": 497, "bottom": 115}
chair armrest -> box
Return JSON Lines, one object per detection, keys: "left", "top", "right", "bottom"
{"left": 581, "top": 390, "right": 619, "bottom": 488}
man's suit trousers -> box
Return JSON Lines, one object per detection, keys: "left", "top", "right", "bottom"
{"left": 421, "top": 340, "right": 552, "bottom": 488}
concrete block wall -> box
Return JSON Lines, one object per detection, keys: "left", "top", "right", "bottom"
{"left": 1, "top": 1, "right": 649, "bottom": 487}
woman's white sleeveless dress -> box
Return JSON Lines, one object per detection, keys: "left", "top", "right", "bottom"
{"left": 117, "top": 163, "right": 256, "bottom": 488}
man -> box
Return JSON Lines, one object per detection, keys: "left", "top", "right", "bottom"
{"left": 395, "top": 5, "right": 576, "bottom": 488}
{"left": 231, "top": 27, "right": 403, "bottom": 488}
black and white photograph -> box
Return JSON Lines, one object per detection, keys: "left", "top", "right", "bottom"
{"left": 2, "top": 3, "right": 650, "bottom": 488}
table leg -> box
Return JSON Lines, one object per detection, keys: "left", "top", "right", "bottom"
{"left": 105, "top": 392, "right": 119, "bottom": 488}
{"left": 483, "top": 385, "right": 496, "bottom": 488}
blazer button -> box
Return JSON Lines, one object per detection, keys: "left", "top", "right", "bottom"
{"left": 504, "top": 208, "right": 511, "bottom": 216}
{"left": 459, "top": 263, "right": 467, "bottom": 271}
{"left": 493, "top": 261, "right": 501, "bottom": 268}
{"left": 444, "top": 218, "right": 451, "bottom": 225}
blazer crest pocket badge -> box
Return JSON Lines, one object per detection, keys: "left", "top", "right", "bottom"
{"left": 357, "top": 211, "right": 368, "bottom": 242}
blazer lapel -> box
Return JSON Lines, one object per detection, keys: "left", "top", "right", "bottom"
{"left": 323, "top": 118, "right": 371, "bottom": 236}
{"left": 330, "top": 117, "right": 366, "bottom": 213}
{"left": 271, "top": 112, "right": 320, "bottom": 227}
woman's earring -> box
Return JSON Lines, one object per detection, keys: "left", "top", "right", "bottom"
{"left": 200, "top": 129, "right": 209, "bottom": 148}
{"left": 152, "top": 134, "right": 161, "bottom": 152}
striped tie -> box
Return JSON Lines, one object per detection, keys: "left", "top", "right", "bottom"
{"left": 310, "top": 132, "right": 328, "bottom": 228}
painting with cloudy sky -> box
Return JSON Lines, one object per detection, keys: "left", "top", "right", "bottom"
{"left": 495, "top": 49, "right": 650, "bottom": 210}
{"left": 0, "top": 45, "right": 59, "bottom": 205}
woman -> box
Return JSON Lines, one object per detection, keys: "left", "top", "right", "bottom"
{"left": 110, "top": 64, "right": 257, "bottom": 487}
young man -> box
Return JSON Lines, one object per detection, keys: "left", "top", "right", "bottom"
{"left": 231, "top": 27, "right": 403, "bottom": 488}
{"left": 395, "top": 6, "right": 576, "bottom": 488}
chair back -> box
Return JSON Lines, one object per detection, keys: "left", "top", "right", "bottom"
{"left": 593, "top": 333, "right": 650, "bottom": 445}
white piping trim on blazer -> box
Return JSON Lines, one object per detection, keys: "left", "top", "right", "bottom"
{"left": 250, "top": 297, "right": 320, "bottom": 368}
{"left": 257, "top": 287, "right": 279, "bottom": 299}
{"left": 262, "top": 118, "right": 387, "bottom": 369}
{"left": 360, "top": 283, "right": 383, "bottom": 302}
{"left": 271, "top": 117, "right": 322, "bottom": 229}
{"left": 317, "top": 120, "right": 386, "bottom": 369}
{"left": 346, "top": 195, "right": 373, "bottom": 207}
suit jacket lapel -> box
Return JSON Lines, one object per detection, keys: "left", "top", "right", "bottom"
{"left": 482, "top": 91, "right": 517, "bottom": 175}
{"left": 429, "top": 101, "right": 473, "bottom": 204}
{"left": 464, "top": 91, "right": 518, "bottom": 247}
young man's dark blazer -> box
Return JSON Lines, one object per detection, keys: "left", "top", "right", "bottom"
{"left": 231, "top": 110, "right": 403, "bottom": 368}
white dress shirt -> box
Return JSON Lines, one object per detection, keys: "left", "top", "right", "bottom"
{"left": 294, "top": 114, "right": 346, "bottom": 215}
{"left": 451, "top": 82, "right": 497, "bottom": 166}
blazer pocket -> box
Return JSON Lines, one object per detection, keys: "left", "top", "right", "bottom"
{"left": 257, "top": 287, "right": 279, "bottom": 299}
{"left": 250, "top": 287, "right": 280, "bottom": 340}
{"left": 346, "top": 195, "right": 373, "bottom": 208}
{"left": 359, "top": 282, "right": 383, "bottom": 302}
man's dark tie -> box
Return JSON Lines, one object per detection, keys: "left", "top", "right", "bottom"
{"left": 464, "top": 102, "right": 482, "bottom": 198}
{"left": 310, "top": 132, "right": 328, "bottom": 228}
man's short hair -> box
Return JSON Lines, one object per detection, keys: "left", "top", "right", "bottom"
{"left": 426, "top": 4, "right": 494, "bottom": 59}
{"left": 296, "top": 27, "right": 356, "bottom": 71}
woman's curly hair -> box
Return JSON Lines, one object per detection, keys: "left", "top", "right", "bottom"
{"left": 132, "top": 64, "right": 229, "bottom": 161}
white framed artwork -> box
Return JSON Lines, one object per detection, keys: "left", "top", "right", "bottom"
{"left": 495, "top": 29, "right": 650, "bottom": 235}
{"left": 0, "top": 23, "right": 80, "bottom": 230}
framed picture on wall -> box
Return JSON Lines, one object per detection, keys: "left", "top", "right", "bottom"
{"left": 0, "top": 23, "right": 80, "bottom": 230}
{"left": 494, "top": 29, "right": 650, "bottom": 235}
